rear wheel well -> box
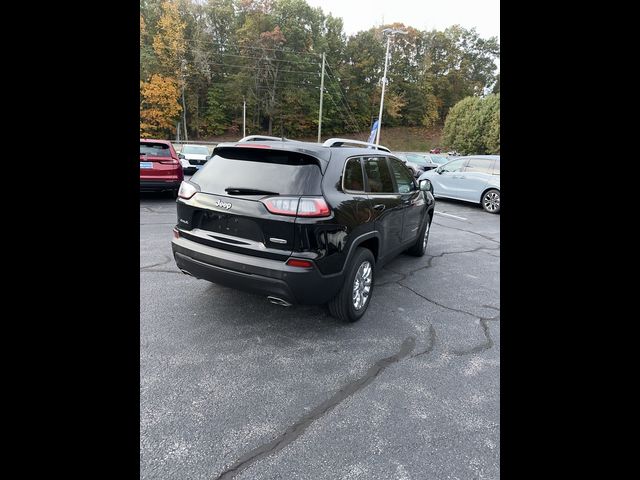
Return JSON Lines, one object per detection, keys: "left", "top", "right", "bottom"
{"left": 357, "top": 237, "right": 379, "bottom": 262}
{"left": 480, "top": 187, "right": 499, "bottom": 203}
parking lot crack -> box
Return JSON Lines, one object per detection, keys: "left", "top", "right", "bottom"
{"left": 450, "top": 319, "right": 494, "bottom": 356}
{"left": 213, "top": 336, "right": 416, "bottom": 480}
{"left": 410, "top": 325, "right": 436, "bottom": 358}
{"left": 140, "top": 255, "right": 173, "bottom": 271}
{"left": 140, "top": 269, "right": 182, "bottom": 274}
{"left": 396, "top": 282, "right": 498, "bottom": 323}
{"left": 379, "top": 245, "right": 499, "bottom": 286}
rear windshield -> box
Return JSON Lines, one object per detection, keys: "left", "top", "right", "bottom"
{"left": 191, "top": 148, "right": 323, "bottom": 195}
{"left": 181, "top": 145, "right": 209, "bottom": 155}
{"left": 140, "top": 142, "right": 171, "bottom": 157}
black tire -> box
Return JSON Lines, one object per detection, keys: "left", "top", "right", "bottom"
{"left": 407, "top": 217, "right": 432, "bottom": 257}
{"left": 168, "top": 189, "right": 178, "bottom": 199}
{"left": 328, "top": 247, "right": 375, "bottom": 323}
{"left": 481, "top": 189, "right": 500, "bottom": 214}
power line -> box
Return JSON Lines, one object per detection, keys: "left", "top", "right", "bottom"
{"left": 184, "top": 39, "right": 322, "bottom": 61}
{"left": 184, "top": 47, "right": 323, "bottom": 67}
{"left": 323, "top": 61, "right": 366, "bottom": 138}
{"left": 323, "top": 90, "right": 362, "bottom": 137}
{"left": 325, "top": 60, "right": 364, "bottom": 133}
{"left": 192, "top": 60, "right": 320, "bottom": 77}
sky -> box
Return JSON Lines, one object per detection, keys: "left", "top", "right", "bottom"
{"left": 304, "top": 0, "right": 500, "bottom": 40}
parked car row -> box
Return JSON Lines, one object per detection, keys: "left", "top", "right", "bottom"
{"left": 140, "top": 138, "right": 500, "bottom": 214}
{"left": 393, "top": 152, "right": 450, "bottom": 178}
{"left": 418, "top": 155, "right": 500, "bottom": 214}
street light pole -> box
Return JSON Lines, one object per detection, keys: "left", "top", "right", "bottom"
{"left": 375, "top": 29, "right": 407, "bottom": 146}
{"left": 181, "top": 59, "right": 188, "bottom": 142}
{"left": 317, "top": 52, "right": 325, "bottom": 143}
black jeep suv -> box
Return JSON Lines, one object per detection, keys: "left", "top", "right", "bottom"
{"left": 171, "top": 137, "right": 435, "bottom": 322}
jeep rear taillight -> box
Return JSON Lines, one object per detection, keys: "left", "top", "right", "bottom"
{"left": 261, "top": 196, "right": 330, "bottom": 217}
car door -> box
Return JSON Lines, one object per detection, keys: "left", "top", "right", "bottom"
{"left": 388, "top": 156, "right": 425, "bottom": 244}
{"left": 459, "top": 158, "right": 495, "bottom": 202}
{"left": 431, "top": 158, "right": 468, "bottom": 199}
{"left": 363, "top": 156, "right": 404, "bottom": 259}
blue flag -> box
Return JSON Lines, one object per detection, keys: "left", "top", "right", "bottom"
{"left": 367, "top": 120, "right": 379, "bottom": 144}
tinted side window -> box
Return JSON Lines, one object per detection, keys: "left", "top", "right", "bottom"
{"left": 364, "top": 157, "right": 394, "bottom": 193}
{"left": 343, "top": 157, "right": 364, "bottom": 192}
{"left": 388, "top": 157, "right": 416, "bottom": 193}
{"left": 441, "top": 159, "right": 466, "bottom": 172}
{"left": 464, "top": 158, "right": 494, "bottom": 174}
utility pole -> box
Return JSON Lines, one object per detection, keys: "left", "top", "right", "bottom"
{"left": 243, "top": 96, "right": 246, "bottom": 138}
{"left": 317, "top": 52, "right": 325, "bottom": 143}
{"left": 376, "top": 29, "right": 407, "bottom": 145}
{"left": 181, "top": 59, "right": 188, "bottom": 142}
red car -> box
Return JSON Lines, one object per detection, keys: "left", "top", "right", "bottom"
{"left": 140, "top": 139, "right": 184, "bottom": 197}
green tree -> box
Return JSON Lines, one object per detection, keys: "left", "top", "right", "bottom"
{"left": 443, "top": 94, "right": 500, "bottom": 154}
{"left": 139, "top": 0, "right": 500, "bottom": 141}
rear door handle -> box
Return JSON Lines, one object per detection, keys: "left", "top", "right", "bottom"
{"left": 373, "top": 204, "right": 385, "bottom": 212}
{"left": 452, "top": 175, "right": 465, "bottom": 179}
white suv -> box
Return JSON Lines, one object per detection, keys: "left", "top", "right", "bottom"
{"left": 178, "top": 144, "right": 211, "bottom": 175}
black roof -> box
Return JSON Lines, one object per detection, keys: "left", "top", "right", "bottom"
{"left": 213, "top": 140, "right": 392, "bottom": 172}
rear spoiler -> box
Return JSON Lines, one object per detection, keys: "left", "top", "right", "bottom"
{"left": 213, "top": 142, "right": 330, "bottom": 173}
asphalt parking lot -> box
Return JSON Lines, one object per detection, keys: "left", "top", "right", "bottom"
{"left": 140, "top": 192, "right": 500, "bottom": 479}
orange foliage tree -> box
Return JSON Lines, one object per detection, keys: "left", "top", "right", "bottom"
{"left": 140, "top": 74, "right": 182, "bottom": 138}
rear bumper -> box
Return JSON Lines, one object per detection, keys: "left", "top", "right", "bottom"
{"left": 172, "top": 235, "right": 343, "bottom": 305}
{"left": 140, "top": 179, "right": 181, "bottom": 192}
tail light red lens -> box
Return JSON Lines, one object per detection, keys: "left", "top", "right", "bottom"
{"left": 261, "top": 197, "right": 330, "bottom": 217}
{"left": 286, "top": 258, "right": 313, "bottom": 268}
{"left": 297, "top": 198, "right": 330, "bottom": 217}
{"left": 173, "top": 228, "right": 180, "bottom": 239}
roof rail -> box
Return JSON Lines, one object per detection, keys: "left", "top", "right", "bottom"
{"left": 322, "top": 138, "right": 390, "bottom": 153}
{"left": 238, "top": 135, "right": 293, "bottom": 142}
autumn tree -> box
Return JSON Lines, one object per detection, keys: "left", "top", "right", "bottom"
{"left": 139, "top": 0, "right": 499, "bottom": 141}
{"left": 140, "top": 74, "right": 183, "bottom": 137}
{"left": 152, "top": 0, "right": 187, "bottom": 76}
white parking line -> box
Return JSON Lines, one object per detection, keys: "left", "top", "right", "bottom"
{"left": 435, "top": 211, "right": 468, "bottom": 221}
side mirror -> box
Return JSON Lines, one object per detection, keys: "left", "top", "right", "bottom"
{"left": 205, "top": 155, "right": 211, "bottom": 161}
{"left": 436, "top": 167, "right": 443, "bottom": 174}
{"left": 419, "top": 179, "right": 432, "bottom": 192}
{"left": 178, "top": 153, "right": 185, "bottom": 159}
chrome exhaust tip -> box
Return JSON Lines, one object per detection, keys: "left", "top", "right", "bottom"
{"left": 267, "top": 296, "right": 292, "bottom": 307}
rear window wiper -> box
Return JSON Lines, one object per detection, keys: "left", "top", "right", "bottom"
{"left": 225, "top": 187, "right": 279, "bottom": 196}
